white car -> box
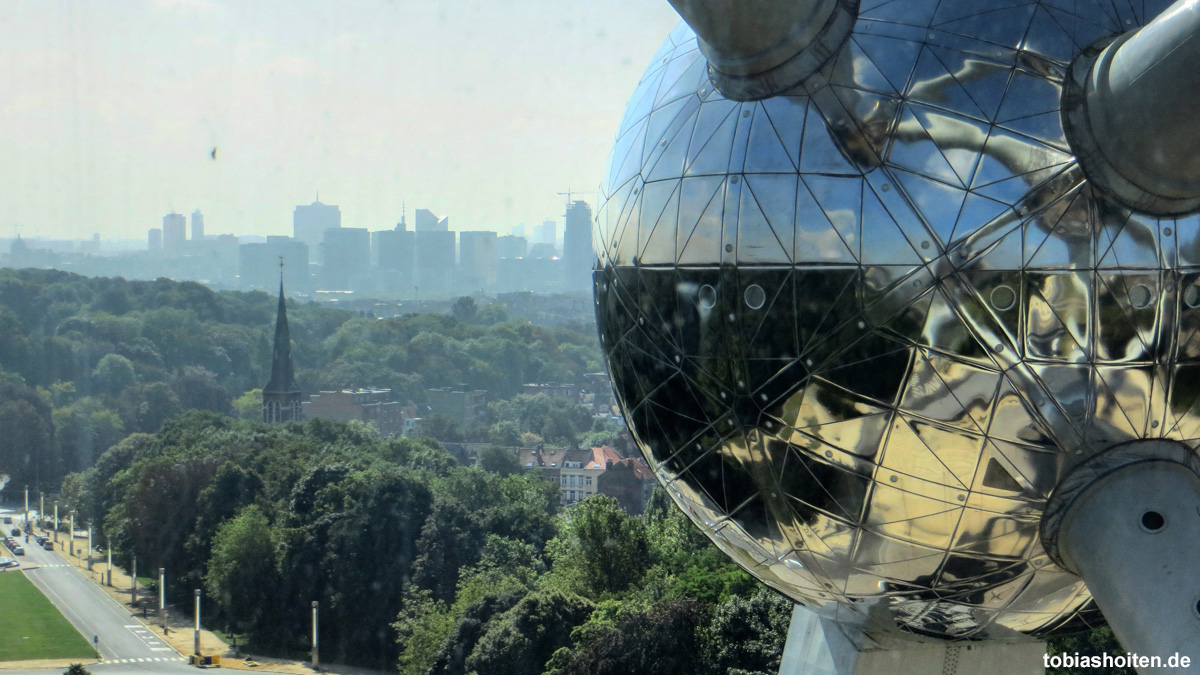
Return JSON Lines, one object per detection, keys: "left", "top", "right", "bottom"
{"left": 0, "top": 557, "right": 19, "bottom": 569}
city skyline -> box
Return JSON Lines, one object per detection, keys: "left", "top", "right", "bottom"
{"left": 0, "top": 0, "right": 679, "bottom": 240}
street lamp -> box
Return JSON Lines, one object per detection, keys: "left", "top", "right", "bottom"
{"left": 87, "top": 527, "right": 93, "bottom": 570}
{"left": 194, "top": 589, "right": 201, "bottom": 656}
{"left": 159, "top": 568, "right": 166, "bottom": 632}
{"left": 53, "top": 503, "right": 58, "bottom": 542}
{"left": 106, "top": 547, "right": 112, "bottom": 586}
{"left": 69, "top": 514, "right": 74, "bottom": 556}
{"left": 132, "top": 555, "right": 138, "bottom": 607}
{"left": 312, "top": 600, "right": 319, "bottom": 669}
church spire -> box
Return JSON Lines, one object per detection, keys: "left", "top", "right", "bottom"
{"left": 263, "top": 259, "right": 302, "bottom": 422}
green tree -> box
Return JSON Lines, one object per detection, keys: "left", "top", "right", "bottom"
{"left": 463, "top": 591, "right": 595, "bottom": 675}
{"left": 451, "top": 296, "right": 478, "bottom": 323}
{"left": 92, "top": 354, "right": 137, "bottom": 396}
{"left": 206, "top": 505, "right": 278, "bottom": 634}
{"left": 706, "top": 588, "right": 792, "bottom": 675}
{"left": 231, "top": 389, "right": 262, "bottom": 421}
{"left": 546, "top": 495, "right": 653, "bottom": 597}
{"left": 550, "top": 599, "right": 709, "bottom": 675}
{"left": 477, "top": 445, "right": 521, "bottom": 477}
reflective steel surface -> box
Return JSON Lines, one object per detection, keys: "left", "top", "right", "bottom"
{"left": 594, "top": 0, "right": 1191, "bottom": 642}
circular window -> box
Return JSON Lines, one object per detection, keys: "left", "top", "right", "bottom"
{"left": 1140, "top": 510, "right": 1166, "bottom": 533}
{"left": 1185, "top": 285, "right": 1200, "bottom": 309}
{"left": 698, "top": 285, "right": 717, "bottom": 310}
{"left": 990, "top": 285, "right": 1017, "bottom": 311}
{"left": 1130, "top": 284, "right": 1155, "bottom": 309}
{"left": 744, "top": 284, "right": 766, "bottom": 310}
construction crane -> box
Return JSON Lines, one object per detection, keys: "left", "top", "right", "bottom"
{"left": 556, "top": 190, "right": 598, "bottom": 206}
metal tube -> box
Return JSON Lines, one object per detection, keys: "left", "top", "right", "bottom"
{"left": 53, "top": 503, "right": 57, "bottom": 541}
{"left": 312, "top": 600, "right": 319, "bottom": 668}
{"left": 107, "top": 548, "right": 112, "bottom": 586}
{"left": 132, "top": 555, "right": 137, "bottom": 607}
{"left": 667, "top": 0, "right": 856, "bottom": 100}
{"left": 1056, "top": 460, "right": 1200, "bottom": 672}
{"left": 1065, "top": 0, "right": 1200, "bottom": 214}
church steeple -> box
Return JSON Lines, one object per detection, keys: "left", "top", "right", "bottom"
{"left": 263, "top": 260, "right": 303, "bottom": 423}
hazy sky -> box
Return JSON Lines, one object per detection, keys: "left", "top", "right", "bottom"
{"left": 1, "top": 0, "right": 681, "bottom": 240}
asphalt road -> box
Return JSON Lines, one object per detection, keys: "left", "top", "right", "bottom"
{"left": 1, "top": 508, "right": 192, "bottom": 674}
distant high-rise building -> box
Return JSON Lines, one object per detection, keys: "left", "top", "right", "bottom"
{"left": 293, "top": 199, "right": 341, "bottom": 257}
{"left": 148, "top": 228, "right": 163, "bottom": 253}
{"left": 321, "top": 227, "right": 370, "bottom": 290}
{"left": 374, "top": 226, "right": 416, "bottom": 295}
{"left": 562, "top": 200, "right": 593, "bottom": 290}
{"left": 239, "top": 236, "right": 309, "bottom": 291}
{"left": 511, "top": 223, "right": 525, "bottom": 238}
{"left": 162, "top": 212, "right": 186, "bottom": 255}
{"left": 535, "top": 220, "right": 557, "bottom": 250}
{"left": 458, "top": 230, "right": 498, "bottom": 289}
{"left": 191, "top": 209, "right": 205, "bottom": 240}
{"left": 414, "top": 208, "right": 449, "bottom": 232}
{"left": 414, "top": 230, "right": 456, "bottom": 298}
{"left": 263, "top": 276, "right": 303, "bottom": 423}
{"left": 497, "top": 235, "right": 527, "bottom": 259}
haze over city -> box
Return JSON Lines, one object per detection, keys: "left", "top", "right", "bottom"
{"left": 1, "top": 0, "right": 679, "bottom": 240}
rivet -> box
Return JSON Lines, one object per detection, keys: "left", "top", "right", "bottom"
{"left": 889, "top": 475, "right": 898, "bottom": 483}
{"left": 825, "top": 450, "right": 833, "bottom": 458}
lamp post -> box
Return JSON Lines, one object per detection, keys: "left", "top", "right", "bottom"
{"left": 87, "top": 527, "right": 93, "bottom": 570}
{"left": 69, "top": 514, "right": 74, "bottom": 556}
{"left": 159, "top": 568, "right": 166, "bottom": 632}
{"left": 39, "top": 493, "right": 43, "bottom": 528}
{"left": 194, "top": 589, "right": 201, "bottom": 656}
{"left": 106, "top": 547, "right": 112, "bottom": 586}
{"left": 53, "top": 503, "right": 58, "bottom": 542}
{"left": 312, "top": 600, "right": 319, "bottom": 668}
{"left": 132, "top": 555, "right": 138, "bottom": 607}
{"left": 23, "top": 487, "right": 28, "bottom": 526}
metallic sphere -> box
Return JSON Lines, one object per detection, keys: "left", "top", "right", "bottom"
{"left": 594, "top": 0, "right": 1192, "bottom": 643}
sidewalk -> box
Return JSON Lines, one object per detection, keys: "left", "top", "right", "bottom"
{"left": 50, "top": 527, "right": 389, "bottom": 675}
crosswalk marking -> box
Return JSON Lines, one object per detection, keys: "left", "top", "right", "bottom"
{"left": 101, "top": 657, "right": 187, "bottom": 664}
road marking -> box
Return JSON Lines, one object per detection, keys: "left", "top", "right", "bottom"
{"left": 102, "top": 657, "right": 187, "bottom": 664}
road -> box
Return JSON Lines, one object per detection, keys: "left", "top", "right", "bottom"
{"left": 1, "top": 507, "right": 192, "bottom": 674}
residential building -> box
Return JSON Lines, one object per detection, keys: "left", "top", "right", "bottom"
{"left": 597, "top": 457, "right": 655, "bottom": 514}
{"left": 562, "top": 200, "right": 593, "bottom": 290}
{"left": 304, "top": 389, "right": 414, "bottom": 437}
{"left": 163, "top": 212, "right": 186, "bottom": 255}
{"left": 191, "top": 209, "right": 205, "bottom": 240}
{"left": 558, "top": 445, "right": 623, "bottom": 504}
{"left": 426, "top": 386, "right": 487, "bottom": 427}
{"left": 523, "top": 382, "right": 576, "bottom": 399}
{"left": 496, "top": 235, "right": 527, "bottom": 259}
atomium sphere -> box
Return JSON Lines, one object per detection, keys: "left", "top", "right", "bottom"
{"left": 593, "top": 0, "right": 1195, "bottom": 643}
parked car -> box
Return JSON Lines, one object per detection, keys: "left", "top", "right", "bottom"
{"left": 12, "top": 546, "right": 24, "bottom": 556}
{"left": 42, "top": 541, "right": 52, "bottom": 551}
{"left": 0, "top": 557, "right": 18, "bottom": 568}
{"left": 2, "top": 516, "right": 11, "bottom": 524}
{"left": 9, "top": 528, "right": 18, "bottom": 537}
{"left": 34, "top": 535, "right": 46, "bottom": 545}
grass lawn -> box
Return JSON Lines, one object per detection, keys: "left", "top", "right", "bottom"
{"left": 0, "top": 571, "right": 98, "bottom": 661}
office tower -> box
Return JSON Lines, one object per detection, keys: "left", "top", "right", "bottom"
{"left": 511, "top": 223, "right": 525, "bottom": 238}
{"left": 414, "top": 208, "right": 449, "bottom": 232}
{"left": 374, "top": 226, "right": 416, "bottom": 295}
{"left": 458, "top": 230, "right": 498, "bottom": 289}
{"left": 535, "top": 220, "right": 557, "bottom": 250}
{"left": 414, "top": 230, "right": 455, "bottom": 298}
{"left": 293, "top": 199, "right": 342, "bottom": 256}
{"left": 496, "top": 235, "right": 527, "bottom": 259}
{"left": 191, "top": 209, "right": 205, "bottom": 240}
{"left": 239, "top": 236, "right": 309, "bottom": 291}
{"left": 321, "top": 227, "right": 370, "bottom": 290}
{"left": 562, "top": 200, "right": 593, "bottom": 290}
{"left": 148, "top": 228, "right": 163, "bottom": 253}
{"left": 162, "top": 212, "right": 186, "bottom": 255}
